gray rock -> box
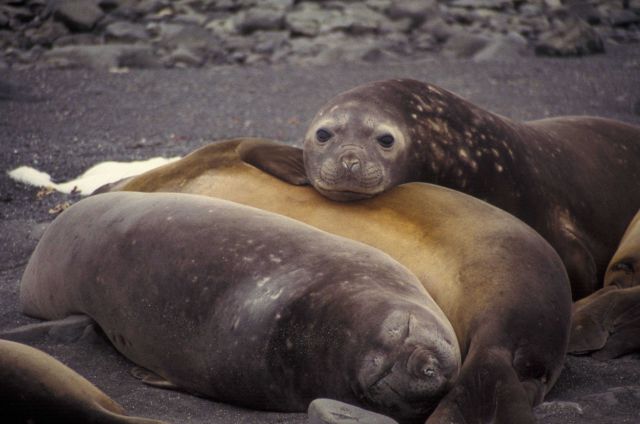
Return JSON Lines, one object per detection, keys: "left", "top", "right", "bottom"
{"left": 105, "top": 21, "right": 149, "bottom": 42}
{"left": 234, "top": 6, "right": 285, "bottom": 34}
{"left": 205, "top": 17, "right": 236, "bottom": 36}
{"left": 449, "top": 0, "right": 511, "bottom": 11}
{"left": 343, "top": 3, "right": 386, "bottom": 34}
{"left": 473, "top": 31, "right": 529, "bottom": 62}
{"left": 442, "top": 30, "right": 492, "bottom": 58}
{"left": 307, "top": 398, "right": 398, "bottom": 424}
{"left": 386, "top": 0, "right": 439, "bottom": 28}
{"left": 365, "top": 0, "right": 392, "bottom": 13}
{"left": 608, "top": 9, "right": 640, "bottom": 27}
{"left": 535, "top": 17, "right": 604, "bottom": 57}
{"left": 252, "top": 30, "right": 289, "bottom": 55}
{"left": 25, "top": 20, "right": 69, "bottom": 47}
{"left": 164, "top": 45, "right": 204, "bottom": 67}
{"left": 53, "top": 0, "right": 104, "bottom": 31}
{"left": 52, "top": 32, "right": 102, "bottom": 47}
{"left": 43, "top": 43, "right": 160, "bottom": 69}
{"left": 284, "top": 2, "right": 323, "bottom": 36}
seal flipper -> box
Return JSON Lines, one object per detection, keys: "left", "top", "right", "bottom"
{"left": 0, "top": 315, "right": 97, "bottom": 343}
{"left": 426, "top": 347, "right": 536, "bottom": 424}
{"left": 131, "top": 367, "right": 181, "bottom": 391}
{"left": 237, "top": 140, "right": 309, "bottom": 185}
{"left": 569, "top": 284, "right": 640, "bottom": 359}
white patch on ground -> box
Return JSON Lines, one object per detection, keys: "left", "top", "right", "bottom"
{"left": 8, "top": 156, "right": 180, "bottom": 195}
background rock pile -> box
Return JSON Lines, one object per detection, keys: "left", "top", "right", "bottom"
{"left": 1, "top": 0, "right": 639, "bottom": 70}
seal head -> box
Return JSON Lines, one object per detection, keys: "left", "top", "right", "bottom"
{"left": 355, "top": 307, "right": 459, "bottom": 418}
{"left": 303, "top": 84, "right": 417, "bottom": 201}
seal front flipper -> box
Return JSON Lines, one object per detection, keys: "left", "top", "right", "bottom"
{"left": 426, "top": 348, "right": 537, "bottom": 424}
{"left": 237, "top": 140, "right": 309, "bottom": 185}
{"left": 0, "top": 315, "right": 97, "bottom": 343}
{"left": 569, "top": 284, "right": 640, "bottom": 359}
{"left": 131, "top": 367, "right": 181, "bottom": 391}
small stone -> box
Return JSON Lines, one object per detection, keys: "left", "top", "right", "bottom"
{"left": 164, "top": 46, "right": 204, "bottom": 67}
{"left": 308, "top": 398, "right": 398, "bottom": 424}
{"left": 535, "top": 17, "right": 605, "bottom": 57}
{"left": 105, "top": 21, "right": 149, "bottom": 42}
{"left": 234, "top": 7, "right": 285, "bottom": 34}
{"left": 53, "top": 0, "right": 104, "bottom": 31}
{"left": 25, "top": 20, "right": 69, "bottom": 47}
{"left": 442, "top": 30, "right": 492, "bottom": 58}
{"left": 609, "top": 9, "right": 640, "bottom": 27}
{"left": 343, "top": 3, "right": 386, "bottom": 34}
{"left": 473, "top": 31, "right": 529, "bottom": 62}
{"left": 252, "top": 30, "right": 288, "bottom": 55}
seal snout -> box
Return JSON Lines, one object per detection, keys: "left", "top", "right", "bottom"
{"left": 340, "top": 153, "right": 361, "bottom": 174}
{"left": 406, "top": 347, "right": 438, "bottom": 379}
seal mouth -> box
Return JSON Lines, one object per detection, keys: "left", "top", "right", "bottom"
{"left": 313, "top": 180, "right": 383, "bottom": 202}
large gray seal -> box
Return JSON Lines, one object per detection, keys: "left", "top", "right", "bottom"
{"left": 0, "top": 339, "right": 167, "bottom": 424}
{"left": 569, "top": 210, "right": 640, "bottom": 359}
{"left": 300, "top": 79, "right": 640, "bottom": 300}
{"left": 108, "top": 138, "right": 573, "bottom": 424}
{"left": 19, "top": 191, "right": 460, "bottom": 424}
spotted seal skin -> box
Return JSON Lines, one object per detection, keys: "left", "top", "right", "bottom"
{"left": 19, "top": 192, "right": 460, "bottom": 424}
{"left": 569, "top": 210, "right": 640, "bottom": 359}
{"left": 0, "top": 339, "right": 167, "bottom": 424}
{"left": 109, "top": 138, "right": 573, "bottom": 424}
{"left": 302, "top": 79, "right": 640, "bottom": 301}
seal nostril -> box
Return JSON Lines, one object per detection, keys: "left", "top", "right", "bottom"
{"left": 407, "top": 348, "right": 437, "bottom": 380}
{"left": 341, "top": 157, "right": 361, "bottom": 172}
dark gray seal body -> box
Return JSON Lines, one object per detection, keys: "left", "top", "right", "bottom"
{"left": 19, "top": 192, "right": 460, "bottom": 423}
{"left": 108, "top": 138, "right": 573, "bottom": 424}
{"left": 0, "top": 339, "right": 167, "bottom": 424}
{"left": 302, "top": 79, "right": 640, "bottom": 300}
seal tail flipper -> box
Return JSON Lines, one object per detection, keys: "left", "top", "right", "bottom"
{"left": 570, "top": 284, "right": 640, "bottom": 359}
{"left": 237, "top": 140, "right": 309, "bottom": 185}
{"left": 0, "top": 315, "right": 97, "bottom": 344}
{"left": 426, "top": 347, "right": 537, "bottom": 424}
{"left": 131, "top": 367, "right": 181, "bottom": 391}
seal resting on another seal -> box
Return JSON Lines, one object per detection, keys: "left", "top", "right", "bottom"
{"left": 300, "top": 79, "right": 640, "bottom": 300}
{"left": 0, "top": 339, "right": 167, "bottom": 424}
{"left": 107, "top": 138, "right": 572, "bottom": 424}
{"left": 19, "top": 192, "right": 460, "bottom": 424}
{"left": 569, "top": 210, "right": 640, "bottom": 359}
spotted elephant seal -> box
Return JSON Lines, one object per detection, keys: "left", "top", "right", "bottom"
{"left": 569, "top": 210, "right": 640, "bottom": 359}
{"left": 19, "top": 191, "right": 460, "bottom": 423}
{"left": 0, "top": 339, "right": 167, "bottom": 424}
{"left": 108, "top": 138, "right": 572, "bottom": 424}
{"left": 300, "top": 79, "right": 640, "bottom": 300}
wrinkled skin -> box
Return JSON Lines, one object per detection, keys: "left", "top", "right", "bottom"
{"left": 303, "top": 79, "right": 640, "bottom": 305}
{"left": 18, "top": 192, "right": 460, "bottom": 424}
{"left": 106, "top": 138, "right": 573, "bottom": 424}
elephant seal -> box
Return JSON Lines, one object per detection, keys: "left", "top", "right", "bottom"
{"left": 109, "top": 138, "right": 572, "bottom": 424}
{"left": 300, "top": 79, "right": 640, "bottom": 300}
{"left": 604, "top": 210, "right": 640, "bottom": 289}
{"left": 569, "top": 210, "right": 640, "bottom": 359}
{"left": 0, "top": 339, "right": 167, "bottom": 424}
{"left": 20, "top": 192, "right": 460, "bottom": 423}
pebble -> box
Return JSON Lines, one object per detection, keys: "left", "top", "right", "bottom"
{"left": 0, "top": 0, "right": 637, "bottom": 69}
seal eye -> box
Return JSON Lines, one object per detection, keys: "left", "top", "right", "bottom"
{"left": 377, "top": 134, "right": 395, "bottom": 148}
{"left": 612, "top": 261, "right": 634, "bottom": 274}
{"left": 316, "top": 129, "right": 332, "bottom": 143}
